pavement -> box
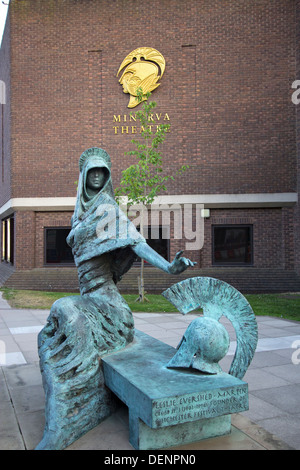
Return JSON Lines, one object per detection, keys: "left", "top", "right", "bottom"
{"left": 0, "top": 292, "right": 300, "bottom": 451}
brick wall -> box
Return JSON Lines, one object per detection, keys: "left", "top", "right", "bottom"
{"left": 0, "top": 13, "right": 11, "bottom": 207}
{"left": 295, "top": 0, "right": 300, "bottom": 275}
{"left": 198, "top": 208, "right": 288, "bottom": 270}
{"left": 14, "top": 211, "right": 36, "bottom": 270}
{"left": 14, "top": 210, "right": 73, "bottom": 269}
{"left": 142, "top": 206, "right": 293, "bottom": 270}
{"left": 35, "top": 211, "right": 73, "bottom": 268}
{"left": 8, "top": 0, "right": 297, "bottom": 200}
{"left": 1, "top": 0, "right": 298, "bottom": 277}
{"left": 13, "top": 207, "right": 292, "bottom": 271}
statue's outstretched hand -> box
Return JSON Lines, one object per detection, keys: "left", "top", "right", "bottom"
{"left": 168, "top": 251, "right": 197, "bottom": 275}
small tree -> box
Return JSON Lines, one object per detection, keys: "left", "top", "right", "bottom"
{"left": 115, "top": 88, "right": 188, "bottom": 302}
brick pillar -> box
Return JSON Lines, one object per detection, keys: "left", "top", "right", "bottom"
{"left": 296, "top": 0, "right": 300, "bottom": 275}
{"left": 14, "top": 210, "right": 36, "bottom": 270}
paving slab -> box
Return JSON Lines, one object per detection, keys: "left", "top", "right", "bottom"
{"left": 0, "top": 294, "right": 299, "bottom": 450}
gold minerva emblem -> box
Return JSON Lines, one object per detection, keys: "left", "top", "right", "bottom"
{"left": 117, "top": 47, "right": 166, "bottom": 108}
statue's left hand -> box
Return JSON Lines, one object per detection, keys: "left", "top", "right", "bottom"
{"left": 168, "top": 251, "right": 197, "bottom": 275}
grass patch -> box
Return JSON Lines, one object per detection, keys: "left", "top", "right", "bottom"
{"left": 0, "top": 288, "right": 79, "bottom": 310}
{"left": 0, "top": 288, "right": 186, "bottom": 313}
{"left": 244, "top": 293, "right": 300, "bottom": 322}
{"left": 1, "top": 288, "right": 300, "bottom": 321}
{"left": 122, "top": 294, "right": 195, "bottom": 313}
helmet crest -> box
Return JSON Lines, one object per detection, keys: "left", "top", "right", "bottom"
{"left": 163, "top": 277, "right": 258, "bottom": 379}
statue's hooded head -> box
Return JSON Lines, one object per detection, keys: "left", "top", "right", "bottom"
{"left": 69, "top": 147, "right": 144, "bottom": 282}
{"left": 117, "top": 47, "right": 165, "bottom": 108}
{"left": 73, "top": 147, "right": 114, "bottom": 221}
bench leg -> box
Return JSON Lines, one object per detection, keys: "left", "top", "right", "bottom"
{"left": 128, "top": 410, "right": 231, "bottom": 450}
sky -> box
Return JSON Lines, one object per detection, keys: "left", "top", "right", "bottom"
{"left": 0, "top": 1, "right": 10, "bottom": 48}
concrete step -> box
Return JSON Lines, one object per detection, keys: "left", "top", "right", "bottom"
{"left": 1, "top": 264, "right": 300, "bottom": 294}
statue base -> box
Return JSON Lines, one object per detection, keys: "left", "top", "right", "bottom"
{"left": 102, "top": 330, "right": 249, "bottom": 450}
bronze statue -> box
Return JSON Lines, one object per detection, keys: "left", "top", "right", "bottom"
{"left": 36, "top": 147, "right": 195, "bottom": 450}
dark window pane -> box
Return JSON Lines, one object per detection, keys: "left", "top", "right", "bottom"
{"left": 147, "top": 226, "right": 170, "bottom": 262}
{"left": 9, "top": 217, "right": 14, "bottom": 264}
{"left": 135, "top": 226, "right": 170, "bottom": 264}
{"left": 213, "top": 225, "right": 252, "bottom": 265}
{"left": 45, "top": 228, "right": 74, "bottom": 265}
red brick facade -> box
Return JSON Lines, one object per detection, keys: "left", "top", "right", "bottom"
{"left": 0, "top": 12, "right": 11, "bottom": 207}
{"left": 295, "top": 0, "right": 300, "bottom": 276}
{"left": 13, "top": 211, "right": 73, "bottom": 270}
{"left": 0, "top": 0, "right": 299, "bottom": 291}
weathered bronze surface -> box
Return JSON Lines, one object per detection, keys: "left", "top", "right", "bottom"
{"left": 163, "top": 276, "right": 258, "bottom": 379}
{"left": 36, "top": 148, "right": 195, "bottom": 450}
{"left": 102, "top": 330, "right": 248, "bottom": 450}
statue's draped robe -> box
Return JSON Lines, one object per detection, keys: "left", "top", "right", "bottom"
{"left": 36, "top": 150, "right": 145, "bottom": 450}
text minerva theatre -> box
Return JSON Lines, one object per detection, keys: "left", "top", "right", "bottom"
{"left": 112, "top": 112, "right": 170, "bottom": 135}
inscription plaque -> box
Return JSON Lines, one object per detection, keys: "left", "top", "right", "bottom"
{"left": 152, "top": 385, "right": 248, "bottom": 428}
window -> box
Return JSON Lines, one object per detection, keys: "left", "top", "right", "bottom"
{"left": 212, "top": 225, "right": 253, "bottom": 266}
{"left": 135, "top": 226, "right": 170, "bottom": 264}
{"left": 45, "top": 228, "right": 74, "bottom": 265}
{"left": 1, "top": 215, "right": 14, "bottom": 264}
{"left": 147, "top": 226, "right": 170, "bottom": 262}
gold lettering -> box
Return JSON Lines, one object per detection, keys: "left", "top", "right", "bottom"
{"left": 112, "top": 112, "right": 171, "bottom": 135}
{"left": 140, "top": 125, "right": 153, "bottom": 133}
